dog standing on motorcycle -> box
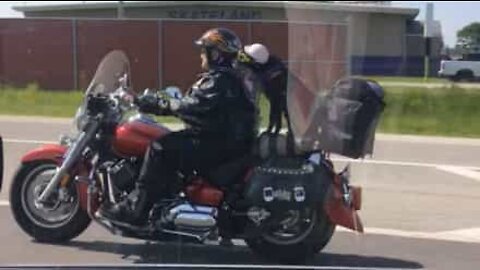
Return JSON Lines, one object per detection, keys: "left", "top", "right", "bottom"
{"left": 99, "top": 28, "right": 259, "bottom": 225}
{"left": 238, "top": 43, "right": 289, "bottom": 134}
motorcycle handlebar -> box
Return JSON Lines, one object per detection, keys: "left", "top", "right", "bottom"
{"left": 109, "top": 87, "right": 173, "bottom": 116}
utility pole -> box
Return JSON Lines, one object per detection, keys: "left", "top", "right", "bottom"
{"left": 117, "top": 1, "right": 125, "bottom": 19}
{"left": 424, "top": 2, "right": 434, "bottom": 81}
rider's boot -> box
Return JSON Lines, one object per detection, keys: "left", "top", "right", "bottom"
{"left": 97, "top": 182, "right": 152, "bottom": 226}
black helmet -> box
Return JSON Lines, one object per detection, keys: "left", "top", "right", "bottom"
{"left": 195, "top": 28, "right": 242, "bottom": 55}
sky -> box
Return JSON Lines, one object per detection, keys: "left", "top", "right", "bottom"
{"left": 0, "top": 1, "right": 478, "bottom": 48}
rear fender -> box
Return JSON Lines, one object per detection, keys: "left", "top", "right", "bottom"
{"left": 324, "top": 175, "right": 364, "bottom": 233}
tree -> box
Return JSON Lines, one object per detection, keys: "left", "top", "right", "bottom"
{"left": 456, "top": 22, "right": 480, "bottom": 53}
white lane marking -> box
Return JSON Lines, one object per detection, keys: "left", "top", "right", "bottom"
{"left": 332, "top": 157, "right": 480, "bottom": 171}
{"left": 2, "top": 264, "right": 413, "bottom": 270}
{"left": 435, "top": 166, "right": 480, "bottom": 182}
{"left": 375, "top": 133, "right": 480, "bottom": 146}
{"left": 432, "top": 228, "right": 480, "bottom": 243}
{"left": 337, "top": 226, "right": 480, "bottom": 244}
{"left": 3, "top": 138, "right": 56, "bottom": 144}
{"left": 0, "top": 115, "right": 71, "bottom": 124}
{"left": 0, "top": 200, "right": 9, "bottom": 206}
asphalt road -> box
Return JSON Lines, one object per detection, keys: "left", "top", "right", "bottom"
{"left": 1, "top": 116, "right": 480, "bottom": 269}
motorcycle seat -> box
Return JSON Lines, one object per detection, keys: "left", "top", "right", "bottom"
{"left": 206, "top": 155, "right": 253, "bottom": 188}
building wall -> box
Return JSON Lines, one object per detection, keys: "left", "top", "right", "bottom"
{"left": 349, "top": 13, "right": 369, "bottom": 56}
{"left": 128, "top": 5, "right": 286, "bottom": 21}
{"left": 23, "top": 5, "right": 350, "bottom": 23}
{"left": 24, "top": 9, "right": 116, "bottom": 18}
{"left": 0, "top": 19, "right": 74, "bottom": 89}
{"left": 365, "top": 14, "right": 405, "bottom": 57}
{"left": 350, "top": 13, "right": 406, "bottom": 57}
{"left": 350, "top": 13, "right": 404, "bottom": 75}
{"left": 0, "top": 18, "right": 348, "bottom": 91}
{"left": 349, "top": 13, "right": 443, "bottom": 76}
{"left": 18, "top": 4, "right": 438, "bottom": 78}
{"left": 75, "top": 20, "right": 159, "bottom": 90}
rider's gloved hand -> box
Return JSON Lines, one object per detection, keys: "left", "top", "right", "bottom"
{"left": 136, "top": 89, "right": 162, "bottom": 115}
{"left": 155, "top": 90, "right": 182, "bottom": 114}
{"left": 156, "top": 93, "right": 175, "bottom": 115}
{"left": 136, "top": 89, "right": 177, "bottom": 116}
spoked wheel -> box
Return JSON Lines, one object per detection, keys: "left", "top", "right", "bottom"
{"left": 10, "top": 161, "right": 91, "bottom": 242}
{"left": 262, "top": 208, "right": 317, "bottom": 245}
{"left": 246, "top": 207, "right": 335, "bottom": 264}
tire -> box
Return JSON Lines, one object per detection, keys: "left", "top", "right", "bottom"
{"left": 449, "top": 76, "right": 460, "bottom": 82}
{"left": 246, "top": 207, "right": 335, "bottom": 264}
{"left": 454, "top": 70, "right": 474, "bottom": 82}
{"left": 10, "top": 161, "right": 91, "bottom": 243}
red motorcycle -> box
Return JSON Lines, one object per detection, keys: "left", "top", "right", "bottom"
{"left": 9, "top": 50, "right": 363, "bottom": 263}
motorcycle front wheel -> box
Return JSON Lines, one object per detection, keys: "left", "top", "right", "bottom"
{"left": 10, "top": 161, "right": 91, "bottom": 243}
{"left": 245, "top": 206, "right": 335, "bottom": 264}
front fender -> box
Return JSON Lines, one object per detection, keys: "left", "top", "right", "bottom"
{"left": 19, "top": 144, "right": 96, "bottom": 212}
{"left": 21, "top": 144, "right": 67, "bottom": 164}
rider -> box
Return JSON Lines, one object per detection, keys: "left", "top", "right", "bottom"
{"left": 99, "top": 28, "right": 259, "bottom": 225}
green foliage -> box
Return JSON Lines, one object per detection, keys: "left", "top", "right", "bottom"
{"left": 379, "top": 87, "right": 480, "bottom": 137}
{"left": 457, "top": 22, "right": 480, "bottom": 49}
{"left": 457, "top": 22, "right": 480, "bottom": 39}
{"left": 0, "top": 86, "right": 83, "bottom": 117}
{"left": 1, "top": 85, "right": 480, "bottom": 138}
{"left": 366, "top": 76, "right": 446, "bottom": 83}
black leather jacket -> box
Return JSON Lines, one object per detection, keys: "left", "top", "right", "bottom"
{"left": 174, "top": 66, "right": 259, "bottom": 146}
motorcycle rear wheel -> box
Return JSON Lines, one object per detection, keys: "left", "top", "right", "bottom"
{"left": 246, "top": 207, "right": 335, "bottom": 264}
{"left": 10, "top": 161, "right": 91, "bottom": 243}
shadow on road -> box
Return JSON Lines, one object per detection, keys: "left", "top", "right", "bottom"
{"left": 57, "top": 240, "right": 423, "bottom": 269}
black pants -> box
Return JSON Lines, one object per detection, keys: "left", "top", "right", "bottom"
{"left": 137, "top": 129, "right": 249, "bottom": 204}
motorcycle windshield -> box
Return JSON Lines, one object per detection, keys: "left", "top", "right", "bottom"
{"left": 73, "top": 50, "right": 132, "bottom": 131}
{"left": 85, "top": 50, "right": 132, "bottom": 96}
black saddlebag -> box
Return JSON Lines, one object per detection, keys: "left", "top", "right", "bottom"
{"left": 244, "top": 156, "right": 333, "bottom": 210}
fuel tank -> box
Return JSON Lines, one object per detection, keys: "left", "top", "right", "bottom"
{"left": 113, "top": 114, "right": 171, "bottom": 157}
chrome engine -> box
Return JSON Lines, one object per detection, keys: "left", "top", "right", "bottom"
{"left": 107, "top": 159, "right": 137, "bottom": 191}
{"left": 164, "top": 203, "right": 217, "bottom": 230}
